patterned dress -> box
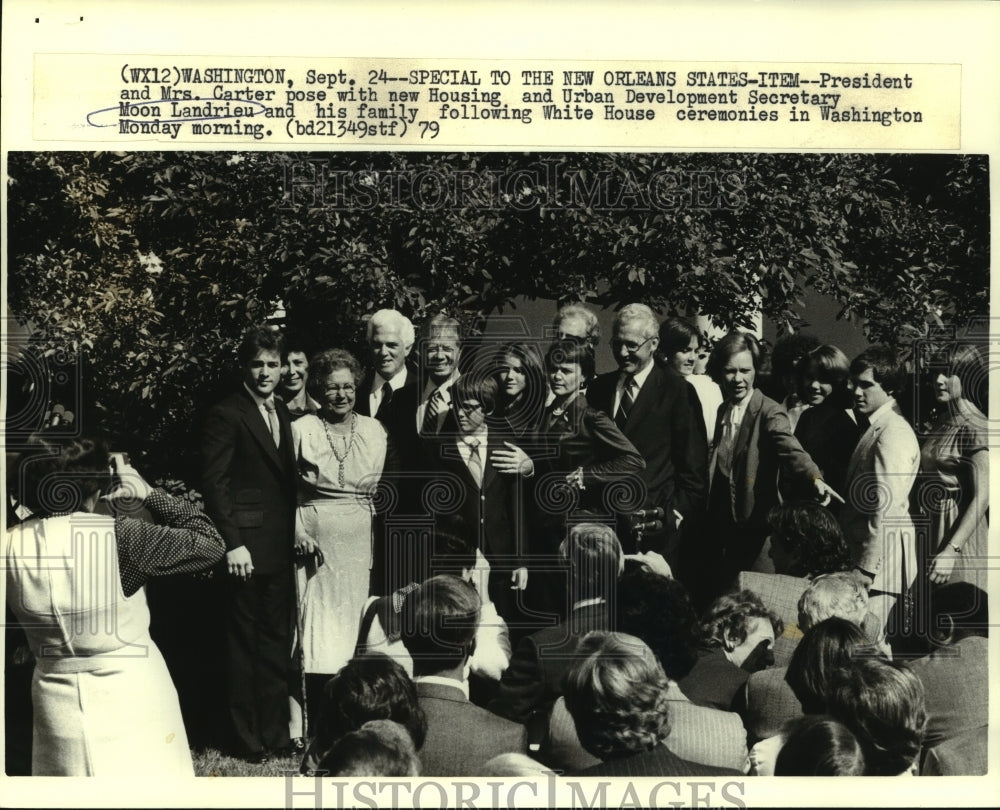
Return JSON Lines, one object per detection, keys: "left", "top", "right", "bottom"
{"left": 293, "top": 413, "right": 387, "bottom": 675}
{"left": 919, "top": 401, "right": 988, "bottom": 586}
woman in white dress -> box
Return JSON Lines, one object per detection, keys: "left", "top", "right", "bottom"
{"left": 293, "top": 349, "right": 388, "bottom": 689}
{"left": 5, "top": 435, "right": 224, "bottom": 775}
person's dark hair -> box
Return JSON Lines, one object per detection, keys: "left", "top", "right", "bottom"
{"left": 828, "top": 658, "right": 927, "bottom": 776}
{"left": 452, "top": 372, "right": 499, "bottom": 416}
{"left": 559, "top": 522, "right": 622, "bottom": 602}
{"left": 562, "top": 632, "right": 671, "bottom": 761}
{"left": 785, "top": 617, "right": 883, "bottom": 715}
{"left": 317, "top": 719, "right": 420, "bottom": 777}
{"left": 774, "top": 715, "right": 866, "bottom": 776}
{"left": 617, "top": 569, "right": 699, "bottom": 680}
{"left": 928, "top": 582, "right": 988, "bottom": 645}
{"left": 850, "top": 345, "right": 903, "bottom": 395}
{"left": 237, "top": 325, "right": 286, "bottom": 367}
{"left": 429, "top": 529, "right": 477, "bottom": 577}
{"left": 771, "top": 333, "right": 821, "bottom": 390}
{"left": 399, "top": 574, "right": 480, "bottom": 677}
{"left": 657, "top": 317, "right": 701, "bottom": 360}
{"left": 700, "top": 590, "right": 783, "bottom": 650}
{"left": 545, "top": 337, "right": 596, "bottom": 383}
{"left": 310, "top": 654, "right": 426, "bottom": 758}
{"left": 306, "top": 348, "right": 363, "bottom": 396}
{"left": 766, "top": 502, "right": 851, "bottom": 577}
{"left": 15, "top": 433, "right": 110, "bottom": 516}
{"left": 494, "top": 342, "right": 547, "bottom": 419}
{"left": 798, "top": 344, "right": 853, "bottom": 409}
{"left": 706, "top": 332, "right": 763, "bottom": 386}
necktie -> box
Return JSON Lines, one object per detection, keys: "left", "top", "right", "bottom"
{"left": 467, "top": 439, "right": 483, "bottom": 488}
{"left": 422, "top": 389, "right": 443, "bottom": 435}
{"left": 263, "top": 399, "right": 280, "bottom": 448}
{"left": 615, "top": 376, "right": 635, "bottom": 430}
{"left": 378, "top": 380, "right": 393, "bottom": 416}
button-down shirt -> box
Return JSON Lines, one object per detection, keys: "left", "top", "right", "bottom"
{"left": 243, "top": 383, "right": 277, "bottom": 431}
{"left": 369, "top": 367, "right": 409, "bottom": 415}
{"left": 416, "top": 372, "right": 460, "bottom": 434}
{"left": 716, "top": 396, "right": 750, "bottom": 479}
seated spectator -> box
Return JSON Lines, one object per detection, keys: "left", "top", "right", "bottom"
{"left": 828, "top": 658, "right": 927, "bottom": 776}
{"left": 489, "top": 523, "right": 622, "bottom": 724}
{"left": 481, "top": 752, "right": 556, "bottom": 777}
{"left": 773, "top": 716, "right": 866, "bottom": 776}
{"left": 798, "top": 572, "right": 888, "bottom": 653}
{"left": 546, "top": 567, "right": 748, "bottom": 772}
{"left": 677, "top": 591, "right": 782, "bottom": 712}
{"left": 910, "top": 583, "right": 988, "bottom": 764}
{"left": 747, "top": 617, "right": 885, "bottom": 775}
{"left": 317, "top": 720, "right": 420, "bottom": 777}
{"left": 563, "top": 632, "right": 741, "bottom": 777}
{"left": 400, "top": 575, "right": 526, "bottom": 775}
{"left": 299, "top": 654, "right": 426, "bottom": 775}
{"left": 740, "top": 501, "right": 852, "bottom": 666}
{"left": 356, "top": 530, "right": 511, "bottom": 682}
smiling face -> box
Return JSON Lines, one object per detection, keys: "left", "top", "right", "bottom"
{"left": 318, "top": 367, "right": 357, "bottom": 420}
{"left": 721, "top": 349, "right": 756, "bottom": 404}
{"left": 548, "top": 361, "right": 585, "bottom": 398}
{"left": 370, "top": 324, "right": 412, "bottom": 380}
{"left": 282, "top": 351, "right": 309, "bottom": 395}
{"left": 669, "top": 336, "right": 700, "bottom": 377}
{"left": 243, "top": 349, "right": 282, "bottom": 398}
{"left": 851, "top": 367, "right": 891, "bottom": 416}
{"left": 611, "top": 322, "right": 658, "bottom": 375}
{"left": 424, "top": 330, "right": 460, "bottom": 385}
{"left": 801, "top": 374, "right": 834, "bottom": 407}
{"left": 498, "top": 353, "right": 527, "bottom": 401}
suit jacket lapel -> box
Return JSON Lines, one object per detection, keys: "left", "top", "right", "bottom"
{"left": 239, "top": 390, "right": 285, "bottom": 470}
{"left": 625, "top": 365, "right": 660, "bottom": 430}
{"left": 846, "top": 418, "right": 883, "bottom": 485}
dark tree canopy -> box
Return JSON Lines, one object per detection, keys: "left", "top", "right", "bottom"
{"left": 6, "top": 151, "right": 989, "bottom": 482}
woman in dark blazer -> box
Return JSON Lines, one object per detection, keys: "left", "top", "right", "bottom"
{"left": 702, "top": 332, "right": 841, "bottom": 602}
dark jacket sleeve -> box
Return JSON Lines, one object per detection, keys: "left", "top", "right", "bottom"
{"left": 489, "top": 635, "right": 545, "bottom": 723}
{"left": 671, "top": 377, "right": 709, "bottom": 518}
{"left": 763, "top": 401, "right": 822, "bottom": 484}
{"left": 200, "top": 402, "right": 243, "bottom": 552}
{"left": 579, "top": 408, "right": 646, "bottom": 486}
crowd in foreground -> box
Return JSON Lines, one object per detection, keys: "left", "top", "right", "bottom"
{"left": 4, "top": 302, "right": 989, "bottom": 778}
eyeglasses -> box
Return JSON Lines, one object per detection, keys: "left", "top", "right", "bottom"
{"left": 324, "top": 384, "right": 356, "bottom": 395}
{"left": 453, "top": 401, "right": 484, "bottom": 414}
{"left": 609, "top": 336, "right": 655, "bottom": 353}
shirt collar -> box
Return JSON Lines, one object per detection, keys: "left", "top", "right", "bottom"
{"left": 414, "top": 675, "right": 469, "bottom": 699}
{"left": 375, "top": 367, "right": 408, "bottom": 392}
{"left": 461, "top": 427, "right": 488, "bottom": 446}
{"left": 423, "top": 371, "right": 460, "bottom": 400}
{"left": 621, "top": 358, "right": 655, "bottom": 390}
{"left": 868, "top": 397, "right": 898, "bottom": 426}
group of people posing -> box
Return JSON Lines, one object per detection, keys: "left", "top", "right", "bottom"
{"left": 5, "top": 301, "right": 988, "bottom": 779}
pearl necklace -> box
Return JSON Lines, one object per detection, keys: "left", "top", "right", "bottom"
{"left": 322, "top": 413, "right": 357, "bottom": 488}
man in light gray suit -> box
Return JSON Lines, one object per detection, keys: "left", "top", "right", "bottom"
{"left": 400, "top": 575, "right": 527, "bottom": 776}
{"left": 840, "top": 347, "right": 919, "bottom": 631}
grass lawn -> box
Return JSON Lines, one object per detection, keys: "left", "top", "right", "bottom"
{"left": 192, "top": 746, "right": 302, "bottom": 777}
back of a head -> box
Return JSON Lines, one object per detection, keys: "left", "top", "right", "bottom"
{"left": 562, "top": 631, "right": 670, "bottom": 761}
{"left": 785, "top": 617, "right": 878, "bottom": 715}
{"left": 774, "top": 715, "right": 866, "bottom": 776}
{"left": 827, "top": 658, "right": 927, "bottom": 776}
{"left": 560, "top": 522, "right": 623, "bottom": 602}
{"left": 766, "top": 502, "right": 850, "bottom": 578}
{"left": 928, "top": 582, "right": 988, "bottom": 646}
{"left": 798, "top": 572, "right": 868, "bottom": 631}
{"left": 15, "top": 433, "right": 110, "bottom": 516}
{"left": 314, "top": 654, "right": 426, "bottom": 751}
{"left": 399, "top": 574, "right": 480, "bottom": 677}
{"left": 617, "top": 568, "right": 698, "bottom": 680}
{"left": 480, "top": 752, "right": 555, "bottom": 777}
{"left": 318, "top": 720, "right": 420, "bottom": 777}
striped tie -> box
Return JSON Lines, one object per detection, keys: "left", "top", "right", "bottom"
{"left": 615, "top": 376, "right": 635, "bottom": 430}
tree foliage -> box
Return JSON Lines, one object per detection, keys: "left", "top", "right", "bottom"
{"left": 6, "top": 151, "right": 989, "bottom": 480}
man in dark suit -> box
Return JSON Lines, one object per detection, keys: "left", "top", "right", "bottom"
{"left": 489, "top": 523, "right": 621, "bottom": 724}
{"left": 355, "top": 308, "right": 420, "bottom": 594}
{"left": 202, "top": 326, "right": 297, "bottom": 763}
{"left": 587, "top": 303, "right": 707, "bottom": 563}
{"left": 400, "top": 575, "right": 527, "bottom": 776}
{"left": 426, "top": 373, "right": 527, "bottom": 626}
